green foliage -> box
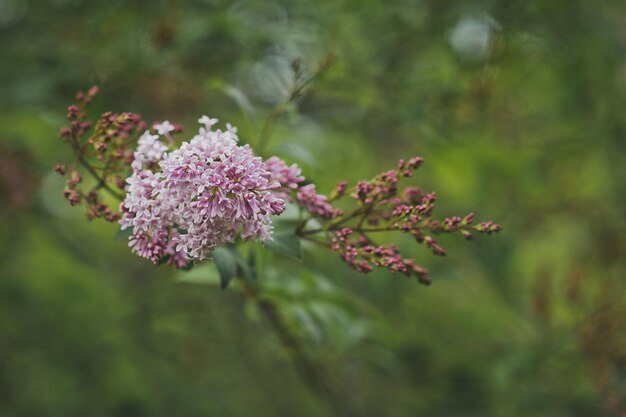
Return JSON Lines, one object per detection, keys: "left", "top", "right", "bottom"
{"left": 263, "top": 220, "right": 303, "bottom": 260}
{"left": 212, "top": 246, "right": 240, "bottom": 289}
{"left": 113, "top": 227, "right": 133, "bottom": 241}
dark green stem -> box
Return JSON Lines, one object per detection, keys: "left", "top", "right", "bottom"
{"left": 255, "top": 296, "right": 356, "bottom": 416}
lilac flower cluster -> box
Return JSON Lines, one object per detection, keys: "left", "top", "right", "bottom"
{"left": 264, "top": 156, "right": 304, "bottom": 199}
{"left": 120, "top": 117, "right": 286, "bottom": 266}
{"left": 296, "top": 184, "right": 343, "bottom": 220}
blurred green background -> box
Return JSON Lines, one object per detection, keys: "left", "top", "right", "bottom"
{"left": 1, "top": 0, "right": 626, "bottom": 416}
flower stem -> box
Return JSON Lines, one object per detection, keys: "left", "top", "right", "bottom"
{"left": 77, "top": 156, "right": 125, "bottom": 201}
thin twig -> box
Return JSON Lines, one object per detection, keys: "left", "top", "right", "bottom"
{"left": 77, "top": 156, "right": 125, "bottom": 201}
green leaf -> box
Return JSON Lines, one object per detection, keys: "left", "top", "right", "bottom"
{"left": 235, "top": 254, "right": 254, "bottom": 282}
{"left": 176, "top": 263, "right": 221, "bottom": 285}
{"left": 264, "top": 228, "right": 302, "bottom": 260}
{"left": 291, "top": 304, "right": 323, "bottom": 346}
{"left": 113, "top": 227, "right": 133, "bottom": 241}
{"left": 223, "top": 84, "right": 257, "bottom": 125}
{"left": 212, "top": 246, "right": 240, "bottom": 290}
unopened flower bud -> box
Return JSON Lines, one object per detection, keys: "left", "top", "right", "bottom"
{"left": 54, "top": 164, "right": 67, "bottom": 175}
{"left": 67, "top": 105, "right": 80, "bottom": 120}
{"left": 63, "top": 189, "right": 80, "bottom": 206}
{"left": 59, "top": 127, "right": 72, "bottom": 140}
{"left": 334, "top": 181, "right": 348, "bottom": 196}
{"left": 407, "top": 156, "right": 424, "bottom": 169}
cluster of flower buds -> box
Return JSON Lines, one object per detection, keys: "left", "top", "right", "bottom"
{"left": 296, "top": 184, "right": 343, "bottom": 220}
{"left": 55, "top": 86, "right": 146, "bottom": 222}
{"left": 330, "top": 227, "right": 431, "bottom": 284}
{"left": 288, "top": 157, "right": 501, "bottom": 284}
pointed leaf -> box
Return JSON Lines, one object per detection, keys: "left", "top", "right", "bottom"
{"left": 265, "top": 229, "right": 302, "bottom": 260}
{"left": 223, "top": 84, "right": 257, "bottom": 124}
{"left": 212, "top": 246, "right": 239, "bottom": 290}
{"left": 176, "top": 263, "right": 221, "bottom": 285}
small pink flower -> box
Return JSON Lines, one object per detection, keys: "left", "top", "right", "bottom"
{"left": 154, "top": 120, "right": 175, "bottom": 136}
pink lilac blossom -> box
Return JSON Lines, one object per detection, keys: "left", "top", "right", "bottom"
{"left": 296, "top": 184, "right": 342, "bottom": 219}
{"left": 120, "top": 117, "right": 287, "bottom": 265}
{"left": 131, "top": 131, "right": 168, "bottom": 171}
{"left": 264, "top": 156, "right": 304, "bottom": 199}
